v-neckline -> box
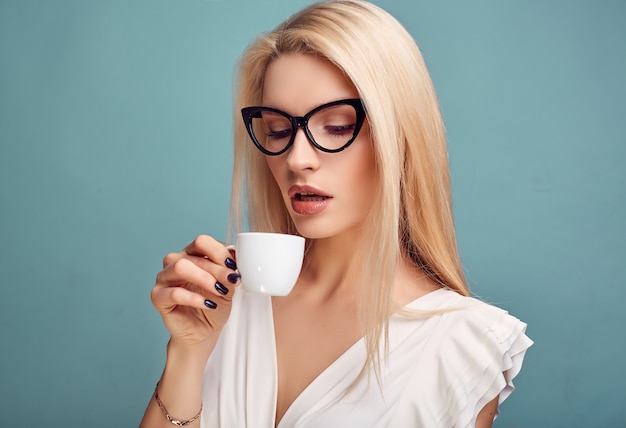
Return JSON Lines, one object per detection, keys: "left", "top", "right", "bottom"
{"left": 268, "top": 299, "right": 365, "bottom": 428}
{"left": 268, "top": 287, "right": 448, "bottom": 427}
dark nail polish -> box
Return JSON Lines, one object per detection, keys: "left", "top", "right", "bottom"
{"left": 215, "top": 282, "right": 229, "bottom": 295}
{"left": 204, "top": 299, "right": 217, "bottom": 309}
{"left": 225, "top": 257, "right": 237, "bottom": 270}
{"left": 227, "top": 273, "right": 240, "bottom": 284}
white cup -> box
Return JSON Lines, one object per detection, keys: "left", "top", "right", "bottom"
{"left": 231, "top": 232, "right": 305, "bottom": 296}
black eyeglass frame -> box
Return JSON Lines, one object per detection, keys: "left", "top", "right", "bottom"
{"left": 241, "top": 98, "right": 366, "bottom": 156}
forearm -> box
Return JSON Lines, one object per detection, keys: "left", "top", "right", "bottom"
{"left": 140, "top": 337, "right": 217, "bottom": 428}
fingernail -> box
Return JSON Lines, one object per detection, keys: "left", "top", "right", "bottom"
{"left": 204, "top": 299, "right": 217, "bottom": 309}
{"left": 215, "top": 282, "right": 229, "bottom": 295}
{"left": 227, "top": 273, "right": 240, "bottom": 284}
{"left": 225, "top": 257, "right": 237, "bottom": 270}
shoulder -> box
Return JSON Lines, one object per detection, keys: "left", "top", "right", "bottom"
{"left": 419, "top": 289, "right": 532, "bottom": 393}
{"left": 391, "top": 288, "right": 533, "bottom": 427}
{"left": 409, "top": 288, "right": 529, "bottom": 350}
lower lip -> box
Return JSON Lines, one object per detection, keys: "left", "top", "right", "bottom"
{"left": 291, "top": 197, "right": 331, "bottom": 215}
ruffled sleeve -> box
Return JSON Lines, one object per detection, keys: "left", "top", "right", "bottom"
{"left": 390, "top": 293, "right": 533, "bottom": 427}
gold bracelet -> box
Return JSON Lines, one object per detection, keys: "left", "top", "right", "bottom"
{"left": 154, "top": 381, "right": 202, "bottom": 426}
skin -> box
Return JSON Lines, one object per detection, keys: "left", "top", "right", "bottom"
{"left": 476, "top": 396, "right": 499, "bottom": 428}
{"left": 140, "top": 53, "right": 498, "bottom": 428}
{"left": 140, "top": 236, "right": 242, "bottom": 427}
{"left": 262, "top": 54, "right": 438, "bottom": 423}
{"left": 262, "top": 55, "right": 378, "bottom": 246}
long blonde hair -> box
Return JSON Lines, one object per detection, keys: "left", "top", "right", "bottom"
{"left": 230, "top": 0, "right": 469, "bottom": 378}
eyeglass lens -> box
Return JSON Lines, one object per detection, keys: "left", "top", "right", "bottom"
{"left": 250, "top": 103, "right": 358, "bottom": 153}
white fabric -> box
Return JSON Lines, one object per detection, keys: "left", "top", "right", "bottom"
{"left": 201, "top": 288, "right": 532, "bottom": 428}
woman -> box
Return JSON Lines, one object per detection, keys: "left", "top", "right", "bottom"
{"left": 141, "top": 1, "right": 532, "bottom": 427}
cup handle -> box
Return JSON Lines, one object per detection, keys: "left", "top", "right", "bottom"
{"left": 226, "top": 244, "right": 236, "bottom": 258}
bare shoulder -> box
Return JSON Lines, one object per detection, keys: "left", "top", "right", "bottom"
{"left": 393, "top": 254, "right": 441, "bottom": 306}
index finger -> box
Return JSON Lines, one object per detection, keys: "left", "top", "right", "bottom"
{"left": 184, "top": 235, "right": 235, "bottom": 269}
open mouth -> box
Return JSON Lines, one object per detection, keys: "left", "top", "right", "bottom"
{"left": 295, "top": 192, "right": 330, "bottom": 202}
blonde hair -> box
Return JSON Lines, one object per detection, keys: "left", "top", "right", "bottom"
{"left": 230, "top": 0, "right": 469, "bottom": 379}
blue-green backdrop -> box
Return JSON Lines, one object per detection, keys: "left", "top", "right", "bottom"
{"left": 1, "top": 0, "right": 624, "bottom": 426}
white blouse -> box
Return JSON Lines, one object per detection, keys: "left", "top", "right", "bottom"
{"left": 202, "top": 288, "right": 532, "bottom": 427}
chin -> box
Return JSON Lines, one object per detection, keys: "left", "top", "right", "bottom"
{"left": 291, "top": 217, "right": 361, "bottom": 242}
{"left": 292, "top": 225, "right": 333, "bottom": 240}
{"left": 290, "top": 218, "right": 332, "bottom": 240}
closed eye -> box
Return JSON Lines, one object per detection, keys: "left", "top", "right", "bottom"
{"left": 266, "top": 128, "right": 292, "bottom": 140}
{"left": 325, "top": 124, "right": 356, "bottom": 137}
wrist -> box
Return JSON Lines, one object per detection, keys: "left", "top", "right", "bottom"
{"left": 166, "top": 335, "right": 216, "bottom": 366}
{"left": 162, "top": 338, "right": 215, "bottom": 391}
{"left": 155, "top": 339, "right": 213, "bottom": 425}
{"left": 154, "top": 381, "right": 202, "bottom": 426}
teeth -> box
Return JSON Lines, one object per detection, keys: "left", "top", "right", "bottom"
{"left": 297, "top": 192, "right": 327, "bottom": 202}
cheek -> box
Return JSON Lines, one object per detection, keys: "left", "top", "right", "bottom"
{"left": 265, "top": 158, "right": 283, "bottom": 186}
{"left": 266, "top": 158, "right": 295, "bottom": 209}
{"left": 346, "top": 146, "right": 378, "bottom": 205}
{"left": 357, "top": 139, "right": 377, "bottom": 181}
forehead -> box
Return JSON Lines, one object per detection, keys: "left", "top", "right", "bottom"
{"left": 262, "top": 53, "right": 359, "bottom": 115}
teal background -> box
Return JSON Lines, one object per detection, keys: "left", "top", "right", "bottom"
{"left": 1, "top": 0, "right": 624, "bottom": 426}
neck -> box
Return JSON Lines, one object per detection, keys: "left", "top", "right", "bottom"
{"left": 291, "top": 233, "right": 440, "bottom": 305}
{"left": 295, "top": 235, "right": 361, "bottom": 301}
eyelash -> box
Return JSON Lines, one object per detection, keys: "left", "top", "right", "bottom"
{"left": 266, "top": 129, "right": 292, "bottom": 139}
{"left": 325, "top": 124, "right": 355, "bottom": 136}
{"left": 266, "top": 124, "right": 355, "bottom": 139}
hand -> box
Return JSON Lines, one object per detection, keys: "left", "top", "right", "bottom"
{"left": 150, "top": 235, "right": 240, "bottom": 349}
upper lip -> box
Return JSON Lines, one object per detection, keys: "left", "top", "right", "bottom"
{"left": 288, "top": 184, "right": 331, "bottom": 199}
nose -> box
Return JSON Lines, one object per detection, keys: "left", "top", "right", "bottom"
{"left": 285, "top": 126, "right": 320, "bottom": 172}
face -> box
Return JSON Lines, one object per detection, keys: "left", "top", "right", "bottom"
{"left": 262, "top": 54, "right": 377, "bottom": 241}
